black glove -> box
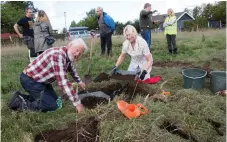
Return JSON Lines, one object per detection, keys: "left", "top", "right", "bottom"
{"left": 139, "top": 70, "right": 147, "bottom": 80}
{"left": 110, "top": 66, "right": 118, "bottom": 76}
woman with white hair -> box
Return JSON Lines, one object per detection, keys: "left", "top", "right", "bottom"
{"left": 111, "top": 25, "right": 153, "bottom": 80}
{"left": 163, "top": 8, "right": 177, "bottom": 54}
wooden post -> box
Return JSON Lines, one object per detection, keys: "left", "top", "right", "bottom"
{"left": 208, "top": 21, "right": 209, "bottom": 28}
{"left": 220, "top": 20, "right": 222, "bottom": 28}
{"left": 197, "top": 25, "right": 198, "bottom": 32}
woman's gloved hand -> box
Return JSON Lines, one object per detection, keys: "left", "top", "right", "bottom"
{"left": 139, "top": 70, "right": 147, "bottom": 80}
{"left": 110, "top": 66, "right": 118, "bottom": 76}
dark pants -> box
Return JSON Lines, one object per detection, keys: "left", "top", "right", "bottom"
{"left": 23, "top": 36, "right": 37, "bottom": 57}
{"left": 141, "top": 29, "right": 151, "bottom": 51}
{"left": 166, "top": 34, "right": 177, "bottom": 54}
{"left": 100, "top": 32, "right": 113, "bottom": 56}
{"left": 20, "top": 72, "right": 58, "bottom": 112}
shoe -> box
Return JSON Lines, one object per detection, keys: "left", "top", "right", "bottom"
{"left": 8, "top": 91, "right": 28, "bottom": 111}
{"left": 8, "top": 91, "right": 22, "bottom": 110}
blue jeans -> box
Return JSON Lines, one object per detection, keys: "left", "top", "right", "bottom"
{"left": 20, "top": 72, "right": 58, "bottom": 112}
{"left": 141, "top": 29, "right": 151, "bottom": 51}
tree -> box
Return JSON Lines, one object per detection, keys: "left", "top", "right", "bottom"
{"left": 1, "top": 1, "right": 38, "bottom": 33}
{"left": 115, "top": 21, "right": 124, "bottom": 35}
{"left": 69, "top": 9, "right": 98, "bottom": 30}
{"left": 70, "top": 20, "right": 77, "bottom": 27}
{"left": 192, "top": 6, "right": 202, "bottom": 18}
{"left": 132, "top": 19, "right": 140, "bottom": 33}
{"left": 184, "top": 8, "right": 193, "bottom": 16}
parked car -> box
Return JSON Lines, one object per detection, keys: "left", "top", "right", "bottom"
{"left": 68, "top": 27, "right": 91, "bottom": 40}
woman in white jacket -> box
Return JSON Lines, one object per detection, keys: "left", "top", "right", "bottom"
{"left": 111, "top": 25, "right": 153, "bottom": 80}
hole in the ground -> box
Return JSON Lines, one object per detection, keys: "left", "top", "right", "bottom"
{"left": 81, "top": 96, "right": 109, "bottom": 109}
{"left": 159, "top": 120, "right": 197, "bottom": 142}
{"left": 34, "top": 116, "right": 99, "bottom": 142}
{"left": 207, "top": 119, "right": 225, "bottom": 136}
{"left": 62, "top": 81, "right": 151, "bottom": 109}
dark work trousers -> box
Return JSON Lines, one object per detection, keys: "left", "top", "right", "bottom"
{"left": 100, "top": 32, "right": 113, "bottom": 56}
{"left": 166, "top": 34, "right": 177, "bottom": 54}
{"left": 20, "top": 72, "right": 58, "bottom": 112}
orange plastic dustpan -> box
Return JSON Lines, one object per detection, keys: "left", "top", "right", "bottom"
{"left": 117, "top": 100, "right": 148, "bottom": 119}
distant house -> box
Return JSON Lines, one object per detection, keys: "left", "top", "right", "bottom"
{"left": 152, "top": 12, "right": 195, "bottom": 31}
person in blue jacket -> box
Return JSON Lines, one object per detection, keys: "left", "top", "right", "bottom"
{"left": 96, "top": 7, "right": 115, "bottom": 56}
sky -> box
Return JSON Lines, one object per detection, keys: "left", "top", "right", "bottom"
{"left": 33, "top": 0, "right": 216, "bottom": 32}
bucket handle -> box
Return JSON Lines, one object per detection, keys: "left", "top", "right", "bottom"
{"left": 137, "top": 103, "right": 148, "bottom": 115}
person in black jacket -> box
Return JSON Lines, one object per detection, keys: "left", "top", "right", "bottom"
{"left": 14, "top": 7, "right": 37, "bottom": 62}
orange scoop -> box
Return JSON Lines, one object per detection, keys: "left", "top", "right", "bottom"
{"left": 117, "top": 101, "right": 148, "bottom": 119}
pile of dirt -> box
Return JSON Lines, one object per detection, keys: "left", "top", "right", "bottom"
{"left": 34, "top": 116, "right": 99, "bottom": 142}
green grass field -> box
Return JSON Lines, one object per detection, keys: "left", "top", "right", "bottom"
{"left": 1, "top": 29, "right": 226, "bottom": 142}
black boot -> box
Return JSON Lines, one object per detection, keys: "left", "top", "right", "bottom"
{"left": 8, "top": 91, "right": 28, "bottom": 111}
{"left": 173, "top": 48, "right": 178, "bottom": 54}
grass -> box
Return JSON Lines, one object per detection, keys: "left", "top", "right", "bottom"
{"left": 1, "top": 29, "right": 226, "bottom": 142}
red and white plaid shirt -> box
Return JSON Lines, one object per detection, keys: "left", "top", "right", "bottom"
{"left": 25, "top": 46, "right": 81, "bottom": 106}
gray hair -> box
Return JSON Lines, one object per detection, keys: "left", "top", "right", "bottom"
{"left": 96, "top": 7, "right": 103, "bottom": 12}
{"left": 123, "top": 25, "right": 138, "bottom": 37}
{"left": 70, "top": 38, "right": 88, "bottom": 52}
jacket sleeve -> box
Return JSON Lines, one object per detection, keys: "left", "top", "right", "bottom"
{"left": 140, "top": 10, "right": 154, "bottom": 16}
{"left": 164, "top": 16, "right": 177, "bottom": 26}
{"left": 67, "top": 62, "right": 82, "bottom": 84}
{"left": 52, "top": 54, "right": 81, "bottom": 106}
{"left": 47, "top": 21, "right": 53, "bottom": 34}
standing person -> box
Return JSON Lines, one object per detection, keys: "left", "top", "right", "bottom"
{"left": 139, "top": 3, "right": 157, "bottom": 51}
{"left": 8, "top": 38, "right": 87, "bottom": 113}
{"left": 96, "top": 7, "right": 115, "bottom": 56}
{"left": 14, "top": 7, "right": 37, "bottom": 62}
{"left": 111, "top": 25, "right": 153, "bottom": 80}
{"left": 163, "top": 8, "right": 177, "bottom": 54}
{"left": 33, "top": 10, "right": 53, "bottom": 55}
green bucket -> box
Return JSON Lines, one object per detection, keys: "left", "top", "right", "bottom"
{"left": 182, "top": 68, "right": 207, "bottom": 89}
{"left": 210, "top": 71, "right": 226, "bottom": 93}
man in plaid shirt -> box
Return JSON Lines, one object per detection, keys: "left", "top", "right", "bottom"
{"left": 8, "top": 38, "right": 87, "bottom": 113}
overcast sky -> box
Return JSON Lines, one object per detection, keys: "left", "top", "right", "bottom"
{"left": 33, "top": 0, "right": 216, "bottom": 32}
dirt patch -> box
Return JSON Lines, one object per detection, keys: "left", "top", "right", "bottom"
{"left": 81, "top": 96, "right": 109, "bottom": 109}
{"left": 212, "top": 58, "right": 226, "bottom": 68}
{"left": 153, "top": 61, "right": 213, "bottom": 76}
{"left": 207, "top": 119, "right": 226, "bottom": 136}
{"left": 35, "top": 116, "right": 99, "bottom": 142}
{"left": 153, "top": 61, "right": 194, "bottom": 68}
{"left": 159, "top": 119, "right": 197, "bottom": 142}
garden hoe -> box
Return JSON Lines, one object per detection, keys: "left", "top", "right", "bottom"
{"left": 84, "top": 31, "right": 96, "bottom": 85}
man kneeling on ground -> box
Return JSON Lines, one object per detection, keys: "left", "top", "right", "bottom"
{"left": 8, "top": 38, "right": 87, "bottom": 113}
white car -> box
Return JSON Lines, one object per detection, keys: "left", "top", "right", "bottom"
{"left": 68, "top": 27, "right": 91, "bottom": 40}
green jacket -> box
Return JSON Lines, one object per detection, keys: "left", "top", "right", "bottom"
{"left": 139, "top": 10, "right": 155, "bottom": 29}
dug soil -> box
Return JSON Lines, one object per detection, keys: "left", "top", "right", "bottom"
{"left": 81, "top": 96, "right": 108, "bottom": 109}
{"left": 35, "top": 116, "right": 99, "bottom": 142}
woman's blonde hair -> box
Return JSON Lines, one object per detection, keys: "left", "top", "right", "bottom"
{"left": 123, "top": 25, "right": 138, "bottom": 37}
{"left": 168, "top": 8, "right": 175, "bottom": 16}
{"left": 36, "top": 10, "right": 49, "bottom": 22}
